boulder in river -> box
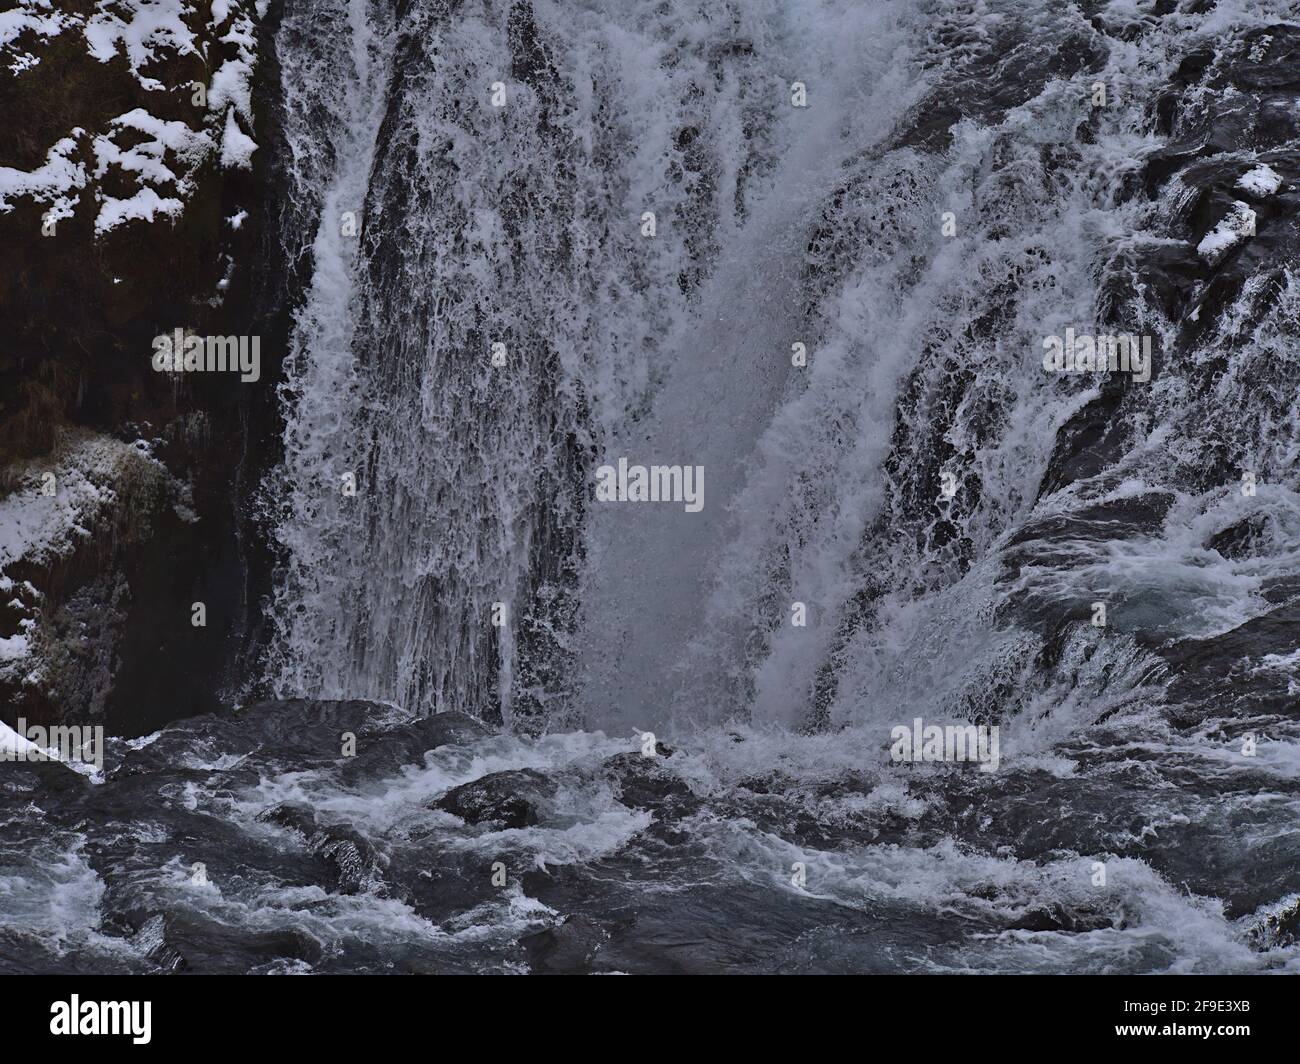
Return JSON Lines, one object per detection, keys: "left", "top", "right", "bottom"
{"left": 432, "top": 768, "right": 558, "bottom": 829}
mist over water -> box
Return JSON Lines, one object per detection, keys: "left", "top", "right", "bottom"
{"left": 4, "top": 0, "right": 1300, "bottom": 975}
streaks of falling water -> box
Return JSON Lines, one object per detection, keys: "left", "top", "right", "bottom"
{"left": 267, "top": 0, "right": 396, "bottom": 703}
{"left": 268, "top": 0, "right": 924, "bottom": 728}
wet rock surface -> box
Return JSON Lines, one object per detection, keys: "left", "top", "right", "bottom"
{"left": 434, "top": 769, "right": 558, "bottom": 829}
{"left": 520, "top": 914, "right": 614, "bottom": 974}
{"left": 593, "top": 752, "right": 699, "bottom": 816}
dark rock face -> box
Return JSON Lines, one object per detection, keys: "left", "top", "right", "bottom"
{"left": 433, "top": 769, "right": 558, "bottom": 829}
{"left": 0, "top": 2, "right": 298, "bottom": 738}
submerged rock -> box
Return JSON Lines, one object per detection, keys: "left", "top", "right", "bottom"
{"left": 257, "top": 801, "right": 320, "bottom": 838}
{"left": 124, "top": 910, "right": 325, "bottom": 975}
{"left": 311, "top": 827, "right": 383, "bottom": 896}
{"left": 1007, "top": 904, "right": 1122, "bottom": 934}
{"left": 404, "top": 711, "right": 494, "bottom": 748}
{"left": 597, "top": 753, "right": 699, "bottom": 817}
{"left": 339, "top": 710, "right": 494, "bottom": 784}
{"left": 257, "top": 803, "right": 383, "bottom": 895}
{"left": 1246, "top": 894, "right": 1300, "bottom": 950}
{"left": 1160, "top": 598, "right": 1300, "bottom": 718}
{"left": 520, "top": 915, "right": 613, "bottom": 974}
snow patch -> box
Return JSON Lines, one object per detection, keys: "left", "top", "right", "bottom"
{"left": 6, "top": 1, "right": 261, "bottom": 235}
{"left": 219, "top": 107, "right": 257, "bottom": 169}
{"left": 95, "top": 185, "right": 186, "bottom": 233}
{"left": 1236, "top": 163, "right": 1282, "bottom": 198}
{"left": 1, "top": 2, "right": 77, "bottom": 74}
{"left": 1196, "top": 201, "right": 1256, "bottom": 266}
{"left": 0, "top": 134, "right": 87, "bottom": 222}
{"left": 90, "top": 108, "right": 214, "bottom": 232}
{"left": 84, "top": 0, "right": 198, "bottom": 90}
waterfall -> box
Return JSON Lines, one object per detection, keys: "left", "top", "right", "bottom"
{"left": 266, "top": 0, "right": 396, "bottom": 703}
{"left": 266, "top": 0, "right": 1299, "bottom": 748}
{"left": 570, "top": 1, "right": 924, "bottom": 734}
{"left": 266, "top": 0, "right": 923, "bottom": 727}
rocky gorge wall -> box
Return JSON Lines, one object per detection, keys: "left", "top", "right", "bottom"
{"left": 0, "top": 0, "right": 296, "bottom": 735}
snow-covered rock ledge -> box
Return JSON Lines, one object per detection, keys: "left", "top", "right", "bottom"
{"left": 0, "top": 431, "right": 191, "bottom": 728}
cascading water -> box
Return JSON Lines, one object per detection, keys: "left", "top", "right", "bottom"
{"left": 253, "top": 0, "right": 1294, "bottom": 969}
{"left": 267, "top": 0, "right": 397, "bottom": 705}
{"left": 5, "top": 0, "right": 1299, "bottom": 975}
{"left": 265, "top": 0, "right": 1298, "bottom": 746}
{"left": 266, "top": 0, "right": 934, "bottom": 730}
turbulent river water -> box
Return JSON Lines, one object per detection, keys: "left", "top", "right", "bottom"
{"left": 4, "top": 0, "right": 1300, "bottom": 973}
